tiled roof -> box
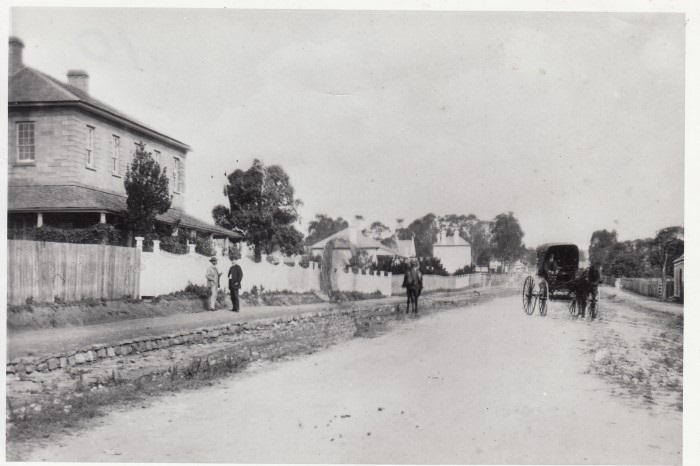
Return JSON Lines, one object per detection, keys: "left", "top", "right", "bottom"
{"left": 8, "top": 185, "right": 241, "bottom": 238}
{"left": 9, "top": 67, "right": 190, "bottom": 151}
{"left": 309, "top": 227, "right": 401, "bottom": 256}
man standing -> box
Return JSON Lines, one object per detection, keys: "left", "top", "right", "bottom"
{"left": 228, "top": 258, "right": 243, "bottom": 312}
{"left": 206, "top": 257, "right": 221, "bottom": 311}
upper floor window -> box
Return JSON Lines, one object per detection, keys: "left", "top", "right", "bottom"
{"left": 154, "top": 149, "right": 161, "bottom": 166}
{"left": 112, "top": 135, "right": 120, "bottom": 174}
{"left": 85, "top": 125, "right": 95, "bottom": 167}
{"left": 173, "top": 157, "right": 182, "bottom": 193}
{"left": 17, "top": 122, "right": 35, "bottom": 162}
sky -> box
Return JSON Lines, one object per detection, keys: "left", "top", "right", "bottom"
{"left": 8, "top": 6, "right": 685, "bottom": 249}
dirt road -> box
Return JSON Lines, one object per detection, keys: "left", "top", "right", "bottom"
{"left": 23, "top": 293, "right": 681, "bottom": 464}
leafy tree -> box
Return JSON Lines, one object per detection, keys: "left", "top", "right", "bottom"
{"left": 124, "top": 142, "right": 171, "bottom": 243}
{"left": 419, "top": 257, "right": 449, "bottom": 276}
{"left": 489, "top": 212, "right": 525, "bottom": 270}
{"left": 213, "top": 159, "right": 304, "bottom": 262}
{"left": 366, "top": 221, "right": 390, "bottom": 241}
{"left": 588, "top": 229, "right": 618, "bottom": 272}
{"left": 402, "top": 213, "right": 439, "bottom": 257}
{"left": 652, "top": 226, "right": 684, "bottom": 301}
{"left": 305, "top": 214, "right": 348, "bottom": 246}
{"left": 523, "top": 247, "right": 537, "bottom": 267}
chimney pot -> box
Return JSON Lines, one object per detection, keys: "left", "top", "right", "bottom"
{"left": 67, "top": 69, "right": 89, "bottom": 93}
{"left": 9, "top": 36, "right": 24, "bottom": 76}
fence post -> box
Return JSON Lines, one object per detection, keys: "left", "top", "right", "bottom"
{"left": 135, "top": 236, "right": 144, "bottom": 251}
{"left": 188, "top": 242, "right": 196, "bottom": 255}
{"left": 152, "top": 239, "right": 161, "bottom": 254}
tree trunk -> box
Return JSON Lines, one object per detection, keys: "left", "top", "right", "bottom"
{"left": 253, "top": 242, "right": 262, "bottom": 263}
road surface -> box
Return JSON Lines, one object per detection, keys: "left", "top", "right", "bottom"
{"left": 24, "top": 294, "right": 681, "bottom": 464}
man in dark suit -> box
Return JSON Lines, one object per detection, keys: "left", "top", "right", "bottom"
{"left": 228, "top": 258, "right": 243, "bottom": 312}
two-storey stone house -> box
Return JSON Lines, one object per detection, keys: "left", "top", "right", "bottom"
{"left": 7, "top": 37, "right": 240, "bottom": 245}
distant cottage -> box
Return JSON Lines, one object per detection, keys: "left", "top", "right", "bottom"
{"left": 7, "top": 37, "right": 241, "bottom": 244}
{"left": 432, "top": 229, "right": 472, "bottom": 274}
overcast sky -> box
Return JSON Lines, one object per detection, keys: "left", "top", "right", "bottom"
{"left": 10, "top": 7, "right": 685, "bottom": 249}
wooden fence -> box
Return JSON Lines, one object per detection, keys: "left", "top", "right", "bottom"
{"left": 7, "top": 240, "right": 140, "bottom": 305}
{"left": 619, "top": 277, "right": 673, "bottom": 299}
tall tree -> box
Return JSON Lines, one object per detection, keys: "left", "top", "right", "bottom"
{"left": 652, "top": 226, "right": 684, "bottom": 301}
{"left": 305, "top": 214, "right": 348, "bottom": 246}
{"left": 123, "top": 142, "right": 171, "bottom": 244}
{"left": 213, "top": 159, "right": 304, "bottom": 261}
{"left": 588, "top": 229, "right": 618, "bottom": 272}
{"left": 366, "top": 221, "right": 390, "bottom": 241}
{"left": 489, "top": 212, "right": 525, "bottom": 270}
{"left": 439, "top": 214, "right": 492, "bottom": 266}
{"left": 402, "top": 213, "right": 439, "bottom": 257}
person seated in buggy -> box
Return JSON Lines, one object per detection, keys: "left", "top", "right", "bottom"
{"left": 543, "top": 253, "right": 559, "bottom": 280}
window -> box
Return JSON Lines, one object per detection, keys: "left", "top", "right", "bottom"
{"left": 112, "top": 135, "right": 120, "bottom": 174}
{"left": 154, "top": 149, "right": 161, "bottom": 166}
{"left": 173, "top": 157, "right": 181, "bottom": 192}
{"left": 85, "top": 125, "right": 95, "bottom": 166}
{"left": 17, "top": 122, "right": 35, "bottom": 162}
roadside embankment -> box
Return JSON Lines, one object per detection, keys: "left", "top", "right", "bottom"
{"left": 6, "top": 286, "right": 516, "bottom": 456}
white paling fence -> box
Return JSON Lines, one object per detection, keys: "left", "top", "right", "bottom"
{"left": 392, "top": 272, "right": 522, "bottom": 295}
{"left": 139, "top": 240, "right": 322, "bottom": 297}
{"left": 335, "top": 269, "right": 393, "bottom": 296}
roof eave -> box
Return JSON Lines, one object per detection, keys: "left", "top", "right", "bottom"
{"left": 9, "top": 101, "right": 192, "bottom": 153}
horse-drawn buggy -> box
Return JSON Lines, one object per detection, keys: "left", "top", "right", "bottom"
{"left": 522, "top": 243, "right": 599, "bottom": 318}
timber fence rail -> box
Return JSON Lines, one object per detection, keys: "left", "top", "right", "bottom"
{"left": 7, "top": 240, "right": 140, "bottom": 305}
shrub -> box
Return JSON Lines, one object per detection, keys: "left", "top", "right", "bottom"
{"left": 195, "top": 236, "right": 217, "bottom": 257}
{"left": 453, "top": 264, "right": 476, "bottom": 275}
{"left": 184, "top": 282, "right": 210, "bottom": 299}
{"left": 419, "top": 257, "right": 449, "bottom": 276}
{"left": 29, "top": 224, "right": 123, "bottom": 246}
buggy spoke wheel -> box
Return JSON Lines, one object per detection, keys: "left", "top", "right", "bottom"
{"left": 522, "top": 276, "right": 536, "bottom": 315}
{"left": 538, "top": 279, "right": 549, "bottom": 316}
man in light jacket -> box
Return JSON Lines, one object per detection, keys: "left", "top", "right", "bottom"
{"left": 206, "top": 257, "right": 221, "bottom": 311}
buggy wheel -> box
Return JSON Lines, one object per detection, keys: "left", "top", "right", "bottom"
{"left": 522, "top": 276, "right": 536, "bottom": 315}
{"left": 538, "top": 279, "right": 549, "bottom": 316}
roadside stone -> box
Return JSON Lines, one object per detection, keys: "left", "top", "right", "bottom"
{"left": 172, "top": 338, "right": 181, "bottom": 345}
{"left": 7, "top": 365, "right": 16, "bottom": 374}
{"left": 136, "top": 341, "right": 147, "bottom": 352}
{"left": 59, "top": 357, "right": 68, "bottom": 368}
{"left": 145, "top": 340, "right": 155, "bottom": 351}
{"left": 37, "top": 363, "right": 48, "bottom": 372}
{"left": 96, "top": 348, "right": 107, "bottom": 358}
{"left": 48, "top": 358, "right": 60, "bottom": 370}
{"left": 107, "top": 347, "right": 116, "bottom": 358}
{"left": 120, "top": 345, "right": 132, "bottom": 356}
{"left": 210, "top": 330, "right": 221, "bottom": 338}
{"left": 74, "top": 353, "right": 87, "bottom": 364}
{"left": 86, "top": 350, "right": 96, "bottom": 362}
{"left": 25, "top": 364, "right": 35, "bottom": 374}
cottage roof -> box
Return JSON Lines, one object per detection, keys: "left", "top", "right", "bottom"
{"left": 309, "top": 227, "right": 401, "bottom": 256}
{"left": 9, "top": 67, "right": 190, "bottom": 152}
{"left": 8, "top": 185, "right": 242, "bottom": 238}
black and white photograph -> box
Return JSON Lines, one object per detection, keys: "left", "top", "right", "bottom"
{"left": 3, "top": 1, "right": 696, "bottom": 464}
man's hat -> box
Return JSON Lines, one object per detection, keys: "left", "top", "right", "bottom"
{"left": 209, "top": 257, "right": 218, "bottom": 263}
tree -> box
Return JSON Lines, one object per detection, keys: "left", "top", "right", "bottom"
{"left": 305, "top": 214, "right": 348, "bottom": 246}
{"left": 588, "top": 229, "right": 618, "bottom": 272}
{"left": 123, "top": 142, "right": 171, "bottom": 244}
{"left": 366, "top": 221, "right": 390, "bottom": 241}
{"left": 652, "top": 226, "right": 684, "bottom": 301}
{"left": 213, "top": 159, "right": 304, "bottom": 262}
{"left": 402, "top": 213, "right": 439, "bottom": 257}
{"left": 489, "top": 212, "right": 525, "bottom": 271}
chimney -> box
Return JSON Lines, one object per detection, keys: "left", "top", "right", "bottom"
{"left": 9, "top": 37, "right": 24, "bottom": 76}
{"left": 349, "top": 215, "right": 363, "bottom": 245}
{"left": 67, "top": 69, "right": 89, "bottom": 93}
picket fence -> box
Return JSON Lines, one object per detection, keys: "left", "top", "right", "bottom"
{"left": 391, "top": 272, "right": 521, "bottom": 295}
{"left": 619, "top": 277, "right": 674, "bottom": 299}
{"left": 7, "top": 240, "right": 140, "bottom": 305}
